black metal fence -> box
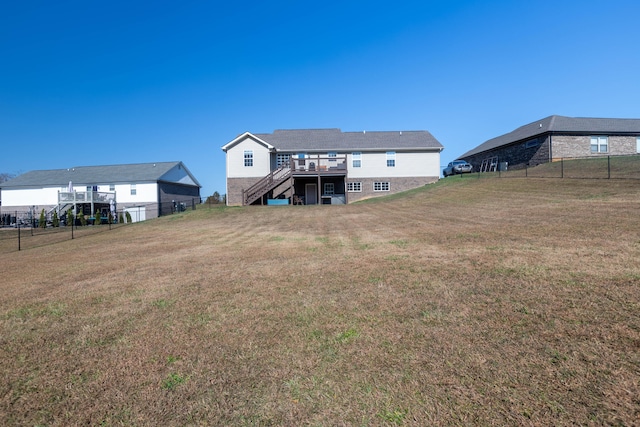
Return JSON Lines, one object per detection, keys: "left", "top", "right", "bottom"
{"left": 0, "top": 198, "right": 202, "bottom": 254}
{"left": 456, "top": 154, "right": 640, "bottom": 180}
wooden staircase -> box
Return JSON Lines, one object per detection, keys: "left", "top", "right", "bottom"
{"left": 243, "top": 165, "right": 293, "bottom": 205}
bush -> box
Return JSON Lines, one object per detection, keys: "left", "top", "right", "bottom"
{"left": 125, "top": 211, "right": 132, "bottom": 223}
{"left": 79, "top": 214, "right": 87, "bottom": 226}
{"left": 39, "top": 209, "right": 46, "bottom": 228}
{"left": 52, "top": 211, "right": 59, "bottom": 227}
{"left": 119, "top": 212, "right": 124, "bottom": 224}
{"left": 67, "top": 209, "right": 74, "bottom": 227}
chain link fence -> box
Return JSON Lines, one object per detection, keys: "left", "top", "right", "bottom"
{"left": 457, "top": 154, "right": 640, "bottom": 180}
{"left": 0, "top": 197, "right": 201, "bottom": 254}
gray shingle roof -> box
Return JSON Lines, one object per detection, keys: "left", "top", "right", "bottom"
{"left": 460, "top": 115, "right": 640, "bottom": 158}
{"left": 1, "top": 161, "right": 201, "bottom": 188}
{"left": 252, "top": 129, "right": 443, "bottom": 152}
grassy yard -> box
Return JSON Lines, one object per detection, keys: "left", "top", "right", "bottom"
{"left": 1, "top": 177, "right": 639, "bottom": 426}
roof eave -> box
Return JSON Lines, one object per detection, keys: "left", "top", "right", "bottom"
{"left": 221, "top": 132, "right": 274, "bottom": 152}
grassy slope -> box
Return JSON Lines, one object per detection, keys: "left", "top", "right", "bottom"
{"left": 1, "top": 177, "right": 639, "bottom": 426}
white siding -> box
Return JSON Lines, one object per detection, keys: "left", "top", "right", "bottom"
{"left": 226, "top": 138, "right": 271, "bottom": 178}
{"left": 116, "top": 182, "right": 158, "bottom": 204}
{"left": 1, "top": 182, "right": 159, "bottom": 209}
{"left": 347, "top": 151, "right": 440, "bottom": 178}
{"left": 2, "top": 187, "right": 60, "bottom": 207}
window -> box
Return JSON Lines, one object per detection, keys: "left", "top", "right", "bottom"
{"left": 590, "top": 136, "right": 608, "bottom": 153}
{"left": 386, "top": 151, "right": 396, "bottom": 167}
{"left": 324, "top": 183, "right": 335, "bottom": 195}
{"left": 328, "top": 152, "right": 337, "bottom": 162}
{"left": 130, "top": 184, "right": 137, "bottom": 196}
{"left": 109, "top": 184, "right": 115, "bottom": 191}
{"left": 374, "top": 182, "right": 390, "bottom": 192}
{"left": 86, "top": 185, "right": 92, "bottom": 192}
{"left": 244, "top": 150, "right": 254, "bottom": 167}
{"left": 352, "top": 152, "right": 362, "bottom": 168}
{"left": 347, "top": 182, "right": 362, "bottom": 192}
{"left": 276, "top": 153, "right": 290, "bottom": 168}
{"left": 525, "top": 138, "right": 540, "bottom": 149}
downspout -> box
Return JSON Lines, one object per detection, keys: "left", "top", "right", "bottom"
{"left": 548, "top": 133, "right": 552, "bottom": 163}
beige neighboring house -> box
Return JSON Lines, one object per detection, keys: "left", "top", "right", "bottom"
{"left": 459, "top": 115, "right": 640, "bottom": 172}
{"left": 221, "top": 129, "right": 444, "bottom": 206}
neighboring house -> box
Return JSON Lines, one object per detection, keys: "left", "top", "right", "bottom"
{"left": 459, "top": 115, "right": 640, "bottom": 172}
{"left": 221, "top": 129, "right": 443, "bottom": 206}
{"left": 0, "top": 162, "right": 201, "bottom": 222}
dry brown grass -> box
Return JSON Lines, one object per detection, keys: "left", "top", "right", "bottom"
{"left": 1, "top": 177, "right": 639, "bottom": 426}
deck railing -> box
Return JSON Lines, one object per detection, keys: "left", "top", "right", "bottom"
{"left": 290, "top": 155, "right": 347, "bottom": 172}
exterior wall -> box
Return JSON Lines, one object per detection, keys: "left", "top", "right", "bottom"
{"left": 226, "top": 177, "right": 263, "bottom": 206}
{"left": 551, "top": 135, "right": 638, "bottom": 159}
{"left": 462, "top": 136, "right": 551, "bottom": 171}
{"left": 157, "top": 182, "right": 201, "bottom": 216}
{"left": 346, "top": 176, "right": 439, "bottom": 202}
{"left": 226, "top": 138, "right": 271, "bottom": 178}
{"left": 159, "top": 163, "right": 199, "bottom": 186}
{"left": 347, "top": 151, "right": 440, "bottom": 178}
{"left": 1, "top": 187, "right": 61, "bottom": 208}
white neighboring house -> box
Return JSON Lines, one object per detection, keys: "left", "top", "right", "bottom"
{"left": 0, "top": 161, "right": 201, "bottom": 223}
{"left": 221, "top": 129, "right": 444, "bottom": 206}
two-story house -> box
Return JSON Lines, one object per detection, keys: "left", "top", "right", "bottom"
{"left": 0, "top": 161, "right": 201, "bottom": 223}
{"left": 221, "top": 129, "right": 444, "bottom": 206}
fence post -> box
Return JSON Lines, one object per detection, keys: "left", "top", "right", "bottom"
{"left": 17, "top": 211, "right": 21, "bottom": 251}
{"left": 561, "top": 158, "right": 564, "bottom": 178}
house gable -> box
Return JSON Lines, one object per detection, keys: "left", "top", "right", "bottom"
{"left": 224, "top": 133, "right": 273, "bottom": 178}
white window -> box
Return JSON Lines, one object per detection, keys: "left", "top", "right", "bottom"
{"left": 352, "top": 152, "right": 362, "bottom": 168}
{"left": 386, "top": 151, "right": 396, "bottom": 167}
{"left": 373, "top": 182, "right": 390, "bottom": 192}
{"left": 130, "top": 184, "right": 137, "bottom": 196}
{"left": 109, "top": 184, "right": 115, "bottom": 191}
{"left": 244, "top": 150, "right": 254, "bottom": 167}
{"left": 324, "top": 183, "right": 335, "bottom": 195}
{"left": 276, "top": 153, "right": 290, "bottom": 168}
{"left": 86, "top": 185, "right": 92, "bottom": 192}
{"left": 590, "top": 136, "right": 608, "bottom": 153}
{"left": 347, "top": 182, "right": 362, "bottom": 192}
{"left": 328, "top": 152, "right": 337, "bottom": 162}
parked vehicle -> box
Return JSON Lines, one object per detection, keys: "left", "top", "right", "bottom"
{"left": 443, "top": 160, "right": 473, "bottom": 177}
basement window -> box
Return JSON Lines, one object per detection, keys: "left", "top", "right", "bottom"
{"left": 347, "top": 182, "right": 362, "bottom": 192}
{"left": 373, "top": 182, "right": 390, "bottom": 192}
{"left": 324, "top": 183, "right": 335, "bottom": 195}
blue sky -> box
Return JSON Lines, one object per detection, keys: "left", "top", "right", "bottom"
{"left": 2, "top": 0, "right": 639, "bottom": 196}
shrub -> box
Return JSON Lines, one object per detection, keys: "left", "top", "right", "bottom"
{"left": 52, "top": 211, "right": 59, "bottom": 227}
{"left": 125, "top": 211, "right": 132, "bottom": 223}
{"left": 67, "top": 208, "right": 74, "bottom": 227}
{"left": 119, "top": 212, "right": 124, "bottom": 224}
{"left": 39, "top": 209, "right": 46, "bottom": 228}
